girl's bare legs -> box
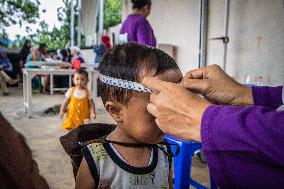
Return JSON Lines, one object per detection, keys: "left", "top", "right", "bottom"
{"left": 41, "top": 75, "right": 50, "bottom": 94}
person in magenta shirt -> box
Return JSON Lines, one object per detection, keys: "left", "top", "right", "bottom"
{"left": 120, "top": 0, "right": 156, "bottom": 47}
{"left": 142, "top": 65, "right": 284, "bottom": 188}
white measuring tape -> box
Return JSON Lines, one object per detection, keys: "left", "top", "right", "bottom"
{"left": 99, "top": 74, "right": 153, "bottom": 93}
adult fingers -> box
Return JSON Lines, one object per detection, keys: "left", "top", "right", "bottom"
{"left": 142, "top": 77, "right": 171, "bottom": 92}
{"left": 155, "top": 118, "right": 161, "bottom": 128}
{"left": 146, "top": 103, "right": 159, "bottom": 118}
{"left": 183, "top": 67, "right": 208, "bottom": 80}
{"left": 149, "top": 93, "right": 159, "bottom": 104}
{"left": 180, "top": 78, "right": 209, "bottom": 94}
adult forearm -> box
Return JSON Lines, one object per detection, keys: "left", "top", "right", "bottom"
{"left": 201, "top": 105, "right": 284, "bottom": 161}
{"left": 233, "top": 85, "right": 254, "bottom": 105}
{"left": 252, "top": 86, "right": 283, "bottom": 109}
{"left": 201, "top": 105, "right": 284, "bottom": 188}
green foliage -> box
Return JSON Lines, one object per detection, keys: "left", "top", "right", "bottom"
{"left": 57, "top": 0, "right": 76, "bottom": 46}
{"left": 33, "top": 21, "right": 69, "bottom": 50}
{"left": 0, "top": 0, "right": 40, "bottom": 29}
{"left": 2, "top": 0, "right": 122, "bottom": 50}
{"left": 104, "top": 0, "right": 122, "bottom": 29}
{"left": 32, "top": 0, "right": 78, "bottom": 50}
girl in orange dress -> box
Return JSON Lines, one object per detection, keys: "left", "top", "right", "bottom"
{"left": 60, "top": 69, "right": 96, "bottom": 129}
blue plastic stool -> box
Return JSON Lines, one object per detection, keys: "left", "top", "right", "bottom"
{"left": 164, "top": 135, "right": 218, "bottom": 189}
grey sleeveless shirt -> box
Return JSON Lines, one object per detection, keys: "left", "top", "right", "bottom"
{"left": 82, "top": 142, "right": 171, "bottom": 189}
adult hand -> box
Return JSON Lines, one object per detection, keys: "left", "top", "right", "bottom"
{"left": 180, "top": 64, "right": 253, "bottom": 105}
{"left": 142, "top": 77, "right": 211, "bottom": 142}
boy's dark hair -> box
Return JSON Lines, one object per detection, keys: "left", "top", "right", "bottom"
{"left": 98, "top": 42, "right": 178, "bottom": 105}
{"left": 75, "top": 69, "right": 88, "bottom": 78}
{"left": 131, "top": 0, "right": 151, "bottom": 9}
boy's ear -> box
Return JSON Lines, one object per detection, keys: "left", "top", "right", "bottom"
{"left": 105, "top": 101, "right": 124, "bottom": 122}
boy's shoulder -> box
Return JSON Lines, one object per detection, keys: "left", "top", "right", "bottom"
{"left": 83, "top": 142, "right": 109, "bottom": 161}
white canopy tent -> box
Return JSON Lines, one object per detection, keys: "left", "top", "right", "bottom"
{"left": 70, "top": 0, "right": 104, "bottom": 47}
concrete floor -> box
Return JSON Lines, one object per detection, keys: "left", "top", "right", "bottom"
{"left": 0, "top": 86, "right": 211, "bottom": 188}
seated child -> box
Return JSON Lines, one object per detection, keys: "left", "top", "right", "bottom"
{"left": 75, "top": 42, "right": 182, "bottom": 189}
{"left": 60, "top": 69, "right": 96, "bottom": 129}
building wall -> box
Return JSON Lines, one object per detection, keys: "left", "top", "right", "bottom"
{"left": 122, "top": 0, "right": 201, "bottom": 74}
{"left": 122, "top": 0, "right": 284, "bottom": 85}
{"left": 207, "top": 0, "right": 284, "bottom": 85}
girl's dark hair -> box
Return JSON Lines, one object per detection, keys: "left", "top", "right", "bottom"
{"left": 60, "top": 49, "right": 68, "bottom": 58}
{"left": 39, "top": 43, "right": 47, "bottom": 52}
{"left": 23, "top": 40, "right": 31, "bottom": 48}
{"left": 19, "top": 40, "right": 31, "bottom": 61}
{"left": 98, "top": 42, "right": 178, "bottom": 105}
{"left": 75, "top": 69, "right": 88, "bottom": 78}
{"left": 131, "top": 0, "right": 151, "bottom": 9}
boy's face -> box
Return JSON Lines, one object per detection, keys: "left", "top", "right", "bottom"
{"left": 118, "top": 69, "right": 182, "bottom": 144}
{"left": 73, "top": 73, "right": 88, "bottom": 88}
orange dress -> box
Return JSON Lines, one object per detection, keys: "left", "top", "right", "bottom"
{"left": 61, "top": 87, "right": 90, "bottom": 129}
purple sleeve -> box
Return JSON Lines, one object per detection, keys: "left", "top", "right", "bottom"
{"left": 201, "top": 105, "right": 284, "bottom": 188}
{"left": 252, "top": 86, "right": 283, "bottom": 109}
{"left": 136, "top": 20, "right": 156, "bottom": 47}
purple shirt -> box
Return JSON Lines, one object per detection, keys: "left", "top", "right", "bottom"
{"left": 201, "top": 86, "right": 284, "bottom": 188}
{"left": 120, "top": 14, "right": 157, "bottom": 47}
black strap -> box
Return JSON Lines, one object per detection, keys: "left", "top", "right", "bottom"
{"left": 81, "top": 147, "right": 100, "bottom": 186}
{"left": 78, "top": 139, "right": 180, "bottom": 157}
{"left": 163, "top": 141, "right": 173, "bottom": 170}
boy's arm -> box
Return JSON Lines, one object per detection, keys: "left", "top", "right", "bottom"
{"left": 75, "top": 157, "right": 96, "bottom": 189}
{"left": 252, "top": 86, "right": 283, "bottom": 109}
{"left": 168, "top": 167, "right": 173, "bottom": 189}
{"left": 60, "top": 97, "right": 70, "bottom": 118}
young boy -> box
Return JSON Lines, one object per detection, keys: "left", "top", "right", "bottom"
{"left": 75, "top": 43, "right": 182, "bottom": 189}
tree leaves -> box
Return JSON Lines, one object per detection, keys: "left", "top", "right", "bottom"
{"left": 104, "top": 0, "right": 122, "bottom": 29}
{"left": 1, "top": 0, "right": 122, "bottom": 50}
{"left": 0, "top": 0, "right": 40, "bottom": 28}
